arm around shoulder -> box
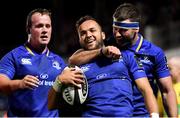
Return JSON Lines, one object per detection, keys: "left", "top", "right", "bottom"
{"left": 68, "top": 48, "right": 101, "bottom": 65}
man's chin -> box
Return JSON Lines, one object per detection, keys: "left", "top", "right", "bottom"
{"left": 39, "top": 42, "right": 49, "bottom": 46}
{"left": 41, "top": 41, "right": 49, "bottom": 44}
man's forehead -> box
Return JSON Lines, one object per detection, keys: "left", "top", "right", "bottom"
{"left": 113, "top": 18, "right": 131, "bottom": 23}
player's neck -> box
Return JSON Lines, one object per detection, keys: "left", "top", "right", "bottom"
{"left": 131, "top": 33, "right": 139, "bottom": 45}
{"left": 27, "top": 42, "right": 48, "bottom": 54}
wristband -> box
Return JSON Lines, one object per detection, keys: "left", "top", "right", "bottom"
{"left": 150, "top": 113, "right": 159, "bottom": 118}
{"left": 52, "top": 76, "right": 62, "bottom": 92}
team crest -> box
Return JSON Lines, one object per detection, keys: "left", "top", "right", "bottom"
{"left": 52, "top": 61, "right": 61, "bottom": 70}
{"left": 134, "top": 55, "right": 143, "bottom": 68}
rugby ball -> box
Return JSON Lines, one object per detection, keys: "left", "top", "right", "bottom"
{"left": 62, "top": 65, "right": 88, "bottom": 106}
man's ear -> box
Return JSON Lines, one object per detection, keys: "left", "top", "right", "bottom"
{"left": 102, "top": 32, "right": 106, "bottom": 40}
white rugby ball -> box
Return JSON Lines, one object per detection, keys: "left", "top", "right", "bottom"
{"left": 62, "top": 66, "right": 88, "bottom": 106}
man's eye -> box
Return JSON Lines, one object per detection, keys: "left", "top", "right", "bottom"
{"left": 36, "top": 24, "right": 43, "bottom": 28}
{"left": 46, "top": 24, "right": 51, "bottom": 28}
{"left": 80, "top": 32, "right": 86, "bottom": 36}
{"left": 90, "top": 29, "right": 96, "bottom": 32}
{"left": 121, "top": 29, "right": 128, "bottom": 32}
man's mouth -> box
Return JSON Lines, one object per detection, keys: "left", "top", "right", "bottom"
{"left": 40, "top": 35, "right": 48, "bottom": 39}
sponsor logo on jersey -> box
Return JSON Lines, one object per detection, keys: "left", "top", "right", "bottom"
{"left": 140, "top": 56, "right": 150, "bottom": 63}
{"left": 40, "top": 73, "right": 48, "bottom": 79}
{"left": 39, "top": 80, "right": 54, "bottom": 86}
{"left": 52, "top": 61, "right": 61, "bottom": 70}
{"left": 119, "top": 76, "right": 126, "bottom": 80}
{"left": 96, "top": 73, "right": 108, "bottom": 79}
{"left": 21, "top": 58, "right": 32, "bottom": 65}
{"left": 134, "top": 55, "right": 143, "bottom": 68}
{"left": 81, "top": 65, "right": 90, "bottom": 72}
{"left": 164, "top": 56, "right": 169, "bottom": 69}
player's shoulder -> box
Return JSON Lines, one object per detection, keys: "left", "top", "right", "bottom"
{"left": 11, "top": 45, "right": 25, "bottom": 52}
{"left": 0, "top": 45, "right": 25, "bottom": 64}
{"left": 5, "top": 45, "right": 26, "bottom": 57}
{"left": 49, "top": 51, "right": 64, "bottom": 60}
{"left": 143, "top": 39, "right": 162, "bottom": 50}
{"left": 142, "top": 39, "right": 164, "bottom": 54}
{"left": 121, "top": 50, "right": 136, "bottom": 62}
{"left": 121, "top": 50, "right": 135, "bottom": 57}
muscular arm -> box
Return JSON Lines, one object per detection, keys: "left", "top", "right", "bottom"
{"left": 68, "top": 46, "right": 121, "bottom": 65}
{"left": 158, "top": 76, "right": 178, "bottom": 117}
{"left": 68, "top": 48, "right": 101, "bottom": 66}
{"left": 0, "top": 74, "right": 22, "bottom": 95}
{"left": 135, "top": 77, "right": 159, "bottom": 116}
{"left": 0, "top": 74, "right": 39, "bottom": 95}
{"left": 48, "top": 87, "right": 61, "bottom": 110}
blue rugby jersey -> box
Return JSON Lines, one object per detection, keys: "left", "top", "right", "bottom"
{"left": 130, "top": 34, "right": 170, "bottom": 116}
{"left": 80, "top": 50, "right": 146, "bottom": 117}
{"left": 0, "top": 44, "right": 66, "bottom": 117}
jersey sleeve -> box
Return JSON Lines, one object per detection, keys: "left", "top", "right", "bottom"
{"left": 0, "top": 51, "right": 16, "bottom": 79}
{"left": 123, "top": 51, "right": 147, "bottom": 80}
{"left": 155, "top": 49, "right": 170, "bottom": 78}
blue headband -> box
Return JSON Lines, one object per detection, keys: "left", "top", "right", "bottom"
{"left": 113, "top": 21, "right": 139, "bottom": 29}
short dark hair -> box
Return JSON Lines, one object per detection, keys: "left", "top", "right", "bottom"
{"left": 26, "top": 8, "right": 51, "bottom": 34}
{"left": 75, "top": 15, "right": 102, "bottom": 31}
{"left": 113, "top": 3, "right": 141, "bottom": 22}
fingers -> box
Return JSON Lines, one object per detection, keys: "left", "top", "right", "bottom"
{"left": 22, "top": 75, "right": 39, "bottom": 89}
{"left": 64, "top": 66, "right": 76, "bottom": 71}
{"left": 72, "top": 77, "right": 85, "bottom": 84}
{"left": 58, "top": 66, "right": 85, "bottom": 87}
{"left": 71, "top": 81, "right": 82, "bottom": 89}
{"left": 103, "top": 46, "right": 121, "bottom": 59}
{"left": 63, "top": 66, "right": 84, "bottom": 77}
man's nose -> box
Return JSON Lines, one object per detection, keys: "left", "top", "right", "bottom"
{"left": 86, "top": 31, "right": 92, "bottom": 37}
{"left": 42, "top": 27, "right": 48, "bottom": 33}
{"left": 114, "top": 31, "right": 122, "bottom": 37}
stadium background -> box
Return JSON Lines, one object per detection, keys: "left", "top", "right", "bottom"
{"left": 0, "top": 0, "right": 180, "bottom": 116}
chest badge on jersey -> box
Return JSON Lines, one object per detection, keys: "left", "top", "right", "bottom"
{"left": 52, "top": 61, "right": 61, "bottom": 70}
{"left": 21, "top": 58, "right": 32, "bottom": 65}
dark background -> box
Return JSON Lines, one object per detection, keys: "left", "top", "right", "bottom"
{"left": 0, "top": 0, "right": 180, "bottom": 114}
{"left": 1, "top": 0, "right": 180, "bottom": 60}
